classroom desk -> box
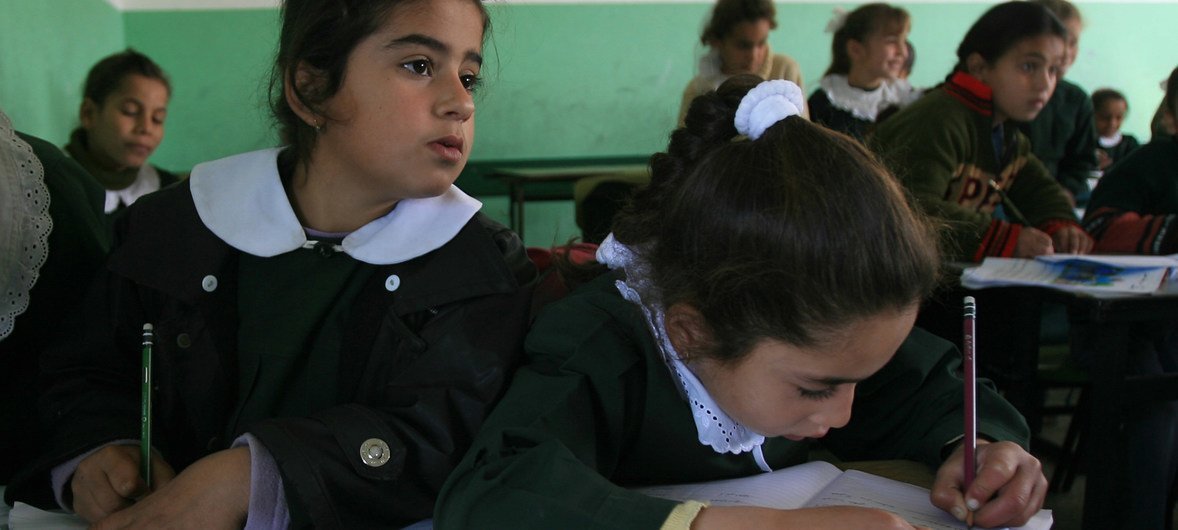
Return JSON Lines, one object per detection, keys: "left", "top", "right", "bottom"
{"left": 488, "top": 162, "right": 648, "bottom": 240}
{"left": 935, "top": 280, "right": 1178, "bottom": 529}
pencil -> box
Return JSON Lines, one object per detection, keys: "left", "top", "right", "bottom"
{"left": 987, "top": 179, "right": 1030, "bottom": 226}
{"left": 962, "top": 297, "right": 978, "bottom": 529}
{"left": 141, "top": 323, "right": 154, "bottom": 488}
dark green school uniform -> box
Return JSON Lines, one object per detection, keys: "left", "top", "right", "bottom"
{"left": 1017, "top": 79, "right": 1099, "bottom": 199}
{"left": 436, "top": 273, "right": 1030, "bottom": 529}
{"left": 1083, "top": 135, "right": 1178, "bottom": 254}
{"left": 1, "top": 132, "right": 109, "bottom": 484}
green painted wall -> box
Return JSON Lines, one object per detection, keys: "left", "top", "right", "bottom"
{"left": 2, "top": 1, "right": 1176, "bottom": 246}
{"left": 0, "top": 0, "right": 123, "bottom": 144}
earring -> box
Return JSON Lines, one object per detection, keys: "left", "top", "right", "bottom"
{"left": 313, "top": 119, "right": 323, "bottom": 133}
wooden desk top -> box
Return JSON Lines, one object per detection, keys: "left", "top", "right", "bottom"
{"left": 490, "top": 163, "right": 648, "bottom": 183}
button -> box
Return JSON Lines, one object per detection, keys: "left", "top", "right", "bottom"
{"left": 384, "top": 275, "right": 401, "bottom": 292}
{"left": 360, "top": 438, "right": 391, "bottom": 467}
{"left": 176, "top": 333, "right": 192, "bottom": 348}
{"left": 201, "top": 275, "right": 218, "bottom": 292}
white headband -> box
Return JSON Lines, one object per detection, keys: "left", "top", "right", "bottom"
{"left": 734, "top": 80, "right": 805, "bottom": 140}
{"left": 825, "top": 7, "right": 848, "bottom": 34}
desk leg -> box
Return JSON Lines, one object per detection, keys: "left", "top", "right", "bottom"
{"left": 510, "top": 183, "right": 526, "bottom": 242}
{"left": 1081, "top": 321, "right": 1130, "bottom": 529}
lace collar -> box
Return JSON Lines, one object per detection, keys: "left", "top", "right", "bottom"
{"left": 189, "top": 148, "right": 481, "bottom": 265}
{"left": 818, "top": 74, "right": 921, "bottom": 122}
{"left": 597, "top": 234, "right": 772, "bottom": 471}
{"left": 0, "top": 110, "right": 52, "bottom": 340}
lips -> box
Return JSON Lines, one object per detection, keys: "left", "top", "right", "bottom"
{"left": 428, "top": 134, "right": 464, "bottom": 163}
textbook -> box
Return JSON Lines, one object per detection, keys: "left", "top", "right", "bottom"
{"left": 635, "top": 460, "right": 1053, "bottom": 530}
{"left": 961, "top": 254, "right": 1178, "bottom": 295}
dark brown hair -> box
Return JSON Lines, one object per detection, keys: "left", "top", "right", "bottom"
{"left": 1166, "top": 66, "right": 1178, "bottom": 120}
{"left": 952, "top": 1, "right": 1067, "bottom": 75}
{"left": 825, "top": 4, "right": 910, "bottom": 76}
{"left": 1091, "top": 88, "right": 1128, "bottom": 114}
{"left": 268, "top": 0, "right": 491, "bottom": 167}
{"left": 700, "top": 0, "right": 776, "bottom": 45}
{"left": 612, "top": 74, "right": 941, "bottom": 363}
{"left": 1029, "top": 0, "right": 1081, "bottom": 24}
{"left": 82, "top": 48, "right": 171, "bottom": 105}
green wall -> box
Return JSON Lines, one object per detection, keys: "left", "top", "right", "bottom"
{"left": 0, "top": 0, "right": 123, "bottom": 143}
{"left": 3, "top": 1, "right": 1177, "bottom": 182}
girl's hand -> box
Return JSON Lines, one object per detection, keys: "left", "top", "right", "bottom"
{"left": 1050, "top": 225, "right": 1094, "bottom": 255}
{"left": 931, "top": 440, "right": 1048, "bottom": 528}
{"left": 691, "top": 505, "right": 928, "bottom": 530}
{"left": 90, "top": 447, "right": 251, "bottom": 530}
{"left": 70, "top": 445, "right": 175, "bottom": 522}
{"left": 1013, "top": 227, "right": 1054, "bottom": 257}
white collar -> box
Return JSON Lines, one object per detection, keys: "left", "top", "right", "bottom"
{"left": 190, "top": 148, "right": 481, "bottom": 265}
{"left": 819, "top": 74, "right": 920, "bottom": 122}
{"left": 105, "top": 164, "right": 161, "bottom": 213}
{"left": 1099, "top": 132, "right": 1124, "bottom": 148}
{"left": 597, "top": 235, "right": 771, "bottom": 470}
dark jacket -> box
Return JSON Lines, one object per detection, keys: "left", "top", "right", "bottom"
{"left": 7, "top": 180, "right": 536, "bottom": 529}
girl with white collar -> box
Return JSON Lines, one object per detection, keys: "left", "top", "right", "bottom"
{"left": 808, "top": 4, "right": 921, "bottom": 141}
{"left": 437, "top": 76, "right": 1047, "bottom": 529}
{"left": 6, "top": 0, "right": 535, "bottom": 528}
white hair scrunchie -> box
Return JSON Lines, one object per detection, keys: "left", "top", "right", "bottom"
{"left": 733, "top": 79, "right": 805, "bottom": 140}
{"left": 825, "top": 7, "right": 848, "bottom": 34}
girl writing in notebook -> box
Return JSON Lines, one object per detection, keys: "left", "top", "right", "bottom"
{"left": 436, "top": 76, "right": 1046, "bottom": 529}
{"left": 807, "top": 4, "right": 921, "bottom": 141}
{"left": 872, "top": 1, "right": 1091, "bottom": 262}
{"left": 7, "top": 0, "right": 535, "bottom": 527}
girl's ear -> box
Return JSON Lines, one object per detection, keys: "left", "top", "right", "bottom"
{"left": 79, "top": 98, "right": 98, "bottom": 130}
{"left": 284, "top": 61, "right": 326, "bottom": 129}
{"left": 965, "top": 52, "right": 988, "bottom": 79}
{"left": 846, "top": 39, "right": 866, "bottom": 63}
{"left": 666, "top": 303, "right": 710, "bottom": 360}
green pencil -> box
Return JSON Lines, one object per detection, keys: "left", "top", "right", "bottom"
{"left": 987, "top": 179, "right": 1030, "bottom": 226}
{"left": 141, "top": 323, "right": 153, "bottom": 488}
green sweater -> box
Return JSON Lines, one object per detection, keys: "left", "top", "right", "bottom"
{"left": 436, "top": 274, "right": 1030, "bottom": 528}
{"left": 872, "top": 72, "right": 1078, "bottom": 262}
{"left": 1082, "top": 135, "right": 1178, "bottom": 254}
{"left": 1018, "top": 79, "right": 1099, "bottom": 198}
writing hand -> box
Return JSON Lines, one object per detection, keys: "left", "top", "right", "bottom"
{"left": 90, "top": 447, "right": 251, "bottom": 530}
{"left": 1014, "top": 227, "right": 1054, "bottom": 258}
{"left": 931, "top": 440, "right": 1047, "bottom": 528}
{"left": 71, "top": 444, "right": 175, "bottom": 522}
{"left": 690, "top": 505, "right": 929, "bottom": 529}
{"left": 1051, "top": 225, "right": 1094, "bottom": 255}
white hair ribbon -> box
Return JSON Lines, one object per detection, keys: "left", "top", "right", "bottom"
{"left": 734, "top": 79, "right": 805, "bottom": 141}
{"left": 825, "top": 7, "right": 848, "bottom": 34}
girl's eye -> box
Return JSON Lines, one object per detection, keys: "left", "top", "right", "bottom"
{"left": 461, "top": 74, "right": 483, "bottom": 92}
{"left": 799, "top": 386, "right": 837, "bottom": 401}
{"left": 403, "top": 59, "right": 432, "bottom": 77}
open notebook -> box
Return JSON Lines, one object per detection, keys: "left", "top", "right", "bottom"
{"left": 635, "top": 461, "right": 1053, "bottom": 530}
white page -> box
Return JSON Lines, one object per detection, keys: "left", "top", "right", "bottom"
{"left": 6, "top": 502, "right": 87, "bottom": 530}
{"left": 962, "top": 257, "right": 1167, "bottom": 294}
{"left": 636, "top": 460, "right": 843, "bottom": 508}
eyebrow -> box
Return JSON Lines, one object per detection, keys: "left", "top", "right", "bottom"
{"left": 801, "top": 375, "right": 865, "bottom": 386}
{"left": 385, "top": 33, "right": 483, "bottom": 66}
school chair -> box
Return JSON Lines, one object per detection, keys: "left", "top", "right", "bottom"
{"left": 573, "top": 169, "right": 650, "bottom": 244}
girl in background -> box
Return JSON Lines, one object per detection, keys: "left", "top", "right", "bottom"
{"left": 807, "top": 4, "right": 921, "bottom": 141}
{"left": 1018, "top": 0, "right": 1099, "bottom": 206}
{"left": 1078, "top": 67, "right": 1178, "bottom": 530}
{"left": 1092, "top": 88, "right": 1140, "bottom": 170}
{"left": 872, "top": 1, "right": 1091, "bottom": 262}
{"left": 437, "top": 76, "right": 1046, "bottom": 529}
{"left": 66, "top": 49, "right": 179, "bottom": 216}
{"left": 6, "top": 0, "right": 535, "bottom": 527}
{"left": 677, "top": 0, "right": 804, "bottom": 126}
